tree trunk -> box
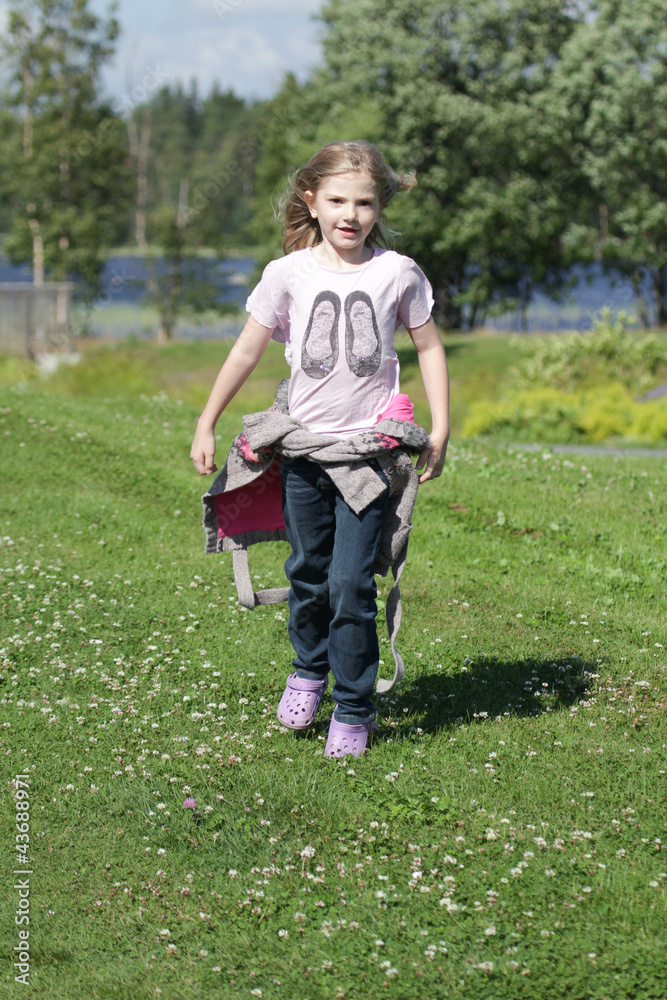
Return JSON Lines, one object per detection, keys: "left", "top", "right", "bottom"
{"left": 652, "top": 264, "right": 667, "bottom": 328}
{"left": 631, "top": 269, "right": 649, "bottom": 329}
{"left": 177, "top": 178, "right": 189, "bottom": 231}
{"left": 520, "top": 275, "right": 532, "bottom": 332}
{"left": 28, "top": 216, "right": 46, "bottom": 352}
{"left": 157, "top": 321, "right": 170, "bottom": 344}
{"left": 22, "top": 66, "right": 33, "bottom": 159}
{"left": 433, "top": 274, "right": 463, "bottom": 331}
{"left": 128, "top": 109, "right": 152, "bottom": 250}
{"left": 129, "top": 110, "right": 175, "bottom": 342}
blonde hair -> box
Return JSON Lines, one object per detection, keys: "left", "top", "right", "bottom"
{"left": 280, "top": 140, "right": 416, "bottom": 255}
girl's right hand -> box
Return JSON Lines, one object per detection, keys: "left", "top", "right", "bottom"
{"left": 190, "top": 422, "right": 217, "bottom": 475}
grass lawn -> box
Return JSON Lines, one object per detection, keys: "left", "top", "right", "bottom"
{"left": 0, "top": 341, "right": 666, "bottom": 999}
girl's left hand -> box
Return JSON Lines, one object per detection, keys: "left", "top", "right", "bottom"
{"left": 416, "top": 436, "right": 448, "bottom": 483}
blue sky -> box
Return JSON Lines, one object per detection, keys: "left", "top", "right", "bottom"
{"left": 91, "top": 0, "right": 325, "bottom": 104}
{"left": 0, "top": 0, "right": 325, "bottom": 104}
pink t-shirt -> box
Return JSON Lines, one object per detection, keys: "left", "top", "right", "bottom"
{"left": 246, "top": 248, "right": 434, "bottom": 436}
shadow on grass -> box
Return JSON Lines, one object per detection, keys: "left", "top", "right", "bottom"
{"left": 377, "top": 654, "right": 595, "bottom": 738}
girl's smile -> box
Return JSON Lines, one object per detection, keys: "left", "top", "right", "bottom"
{"left": 305, "top": 171, "right": 381, "bottom": 267}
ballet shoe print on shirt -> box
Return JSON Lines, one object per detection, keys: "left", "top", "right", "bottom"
{"left": 301, "top": 290, "right": 382, "bottom": 379}
{"left": 301, "top": 290, "right": 340, "bottom": 379}
{"left": 344, "top": 291, "right": 382, "bottom": 378}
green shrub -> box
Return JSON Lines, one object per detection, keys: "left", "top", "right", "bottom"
{"left": 506, "top": 309, "right": 667, "bottom": 394}
{"left": 464, "top": 387, "right": 585, "bottom": 443}
{"left": 463, "top": 383, "right": 667, "bottom": 443}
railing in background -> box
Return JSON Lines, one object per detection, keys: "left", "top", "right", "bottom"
{"left": 0, "top": 283, "right": 74, "bottom": 358}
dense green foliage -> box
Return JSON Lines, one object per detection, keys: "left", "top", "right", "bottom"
{"left": 506, "top": 311, "right": 667, "bottom": 395}
{"left": 3, "top": 0, "right": 667, "bottom": 332}
{"left": 0, "top": 356, "right": 665, "bottom": 998}
{"left": 464, "top": 312, "right": 667, "bottom": 442}
{"left": 121, "top": 83, "right": 258, "bottom": 339}
{"left": 0, "top": 1, "right": 257, "bottom": 329}
{"left": 0, "top": 0, "right": 131, "bottom": 296}
{"left": 554, "top": 0, "right": 667, "bottom": 325}
{"left": 252, "top": 0, "right": 667, "bottom": 329}
{"left": 132, "top": 82, "right": 257, "bottom": 253}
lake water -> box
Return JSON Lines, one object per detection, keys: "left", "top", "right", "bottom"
{"left": 0, "top": 255, "right": 657, "bottom": 336}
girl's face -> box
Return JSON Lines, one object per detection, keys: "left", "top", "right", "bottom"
{"left": 304, "top": 171, "right": 380, "bottom": 262}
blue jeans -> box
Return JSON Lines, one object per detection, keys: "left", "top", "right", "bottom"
{"left": 280, "top": 456, "right": 389, "bottom": 724}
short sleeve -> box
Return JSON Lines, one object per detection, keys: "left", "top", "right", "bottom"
{"left": 245, "top": 260, "right": 290, "bottom": 343}
{"left": 396, "top": 258, "right": 434, "bottom": 330}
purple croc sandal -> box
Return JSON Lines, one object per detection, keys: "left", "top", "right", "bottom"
{"left": 277, "top": 673, "right": 328, "bottom": 730}
{"left": 324, "top": 715, "right": 379, "bottom": 758}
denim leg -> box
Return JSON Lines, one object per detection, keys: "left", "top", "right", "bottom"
{"left": 281, "top": 458, "right": 335, "bottom": 680}
{"left": 280, "top": 456, "right": 388, "bottom": 724}
{"left": 327, "top": 481, "right": 388, "bottom": 723}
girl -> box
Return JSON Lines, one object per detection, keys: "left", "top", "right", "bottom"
{"left": 191, "top": 140, "right": 449, "bottom": 757}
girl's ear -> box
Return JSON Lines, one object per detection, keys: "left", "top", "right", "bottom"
{"left": 304, "top": 189, "right": 317, "bottom": 218}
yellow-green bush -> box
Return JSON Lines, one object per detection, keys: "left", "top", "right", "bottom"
{"left": 463, "top": 384, "right": 667, "bottom": 444}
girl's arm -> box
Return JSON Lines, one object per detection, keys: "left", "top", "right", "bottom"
{"left": 406, "top": 318, "right": 450, "bottom": 483}
{"left": 190, "top": 315, "right": 275, "bottom": 475}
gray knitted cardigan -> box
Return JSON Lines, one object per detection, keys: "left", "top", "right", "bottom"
{"left": 202, "top": 383, "right": 429, "bottom": 693}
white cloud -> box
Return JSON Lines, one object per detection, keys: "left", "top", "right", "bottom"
{"left": 189, "top": 0, "right": 323, "bottom": 15}
{"left": 90, "top": 0, "right": 324, "bottom": 101}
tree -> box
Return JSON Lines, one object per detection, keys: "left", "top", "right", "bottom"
{"left": 317, "top": 0, "right": 596, "bottom": 329}
{"left": 1, "top": 0, "right": 131, "bottom": 299}
{"left": 251, "top": 0, "right": 596, "bottom": 330}
{"left": 127, "top": 82, "right": 258, "bottom": 253}
{"left": 0, "top": 109, "right": 22, "bottom": 235}
{"left": 125, "top": 82, "right": 256, "bottom": 341}
{"left": 552, "top": 0, "right": 667, "bottom": 326}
